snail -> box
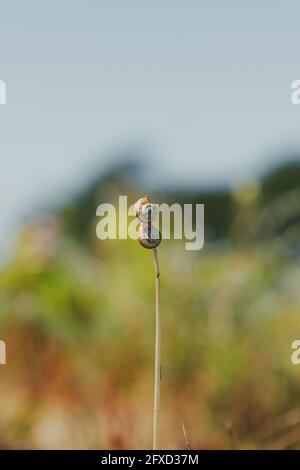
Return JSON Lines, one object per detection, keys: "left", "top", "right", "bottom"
{"left": 135, "top": 196, "right": 161, "bottom": 249}
{"left": 134, "top": 197, "right": 158, "bottom": 224}
{"left": 138, "top": 224, "right": 162, "bottom": 249}
{"left": 134, "top": 196, "right": 150, "bottom": 219}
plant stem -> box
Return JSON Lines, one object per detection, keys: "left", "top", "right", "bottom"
{"left": 152, "top": 247, "right": 161, "bottom": 450}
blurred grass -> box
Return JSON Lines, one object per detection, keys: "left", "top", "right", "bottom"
{"left": 1, "top": 161, "right": 300, "bottom": 449}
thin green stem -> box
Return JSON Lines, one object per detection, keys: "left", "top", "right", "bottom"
{"left": 152, "top": 247, "right": 161, "bottom": 450}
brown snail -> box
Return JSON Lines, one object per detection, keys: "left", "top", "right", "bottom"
{"left": 134, "top": 197, "right": 158, "bottom": 223}
{"left": 134, "top": 196, "right": 150, "bottom": 219}
{"left": 134, "top": 197, "right": 161, "bottom": 249}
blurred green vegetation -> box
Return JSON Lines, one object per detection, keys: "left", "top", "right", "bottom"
{"left": 1, "top": 159, "right": 300, "bottom": 449}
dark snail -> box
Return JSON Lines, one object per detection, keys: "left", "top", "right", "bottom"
{"left": 138, "top": 224, "right": 162, "bottom": 249}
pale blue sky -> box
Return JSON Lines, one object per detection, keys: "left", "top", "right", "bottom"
{"left": 1, "top": 0, "right": 300, "bottom": 251}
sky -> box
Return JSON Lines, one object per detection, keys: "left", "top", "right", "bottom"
{"left": 1, "top": 0, "right": 300, "bottom": 250}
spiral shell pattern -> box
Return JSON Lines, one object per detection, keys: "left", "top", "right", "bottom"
{"left": 135, "top": 197, "right": 161, "bottom": 249}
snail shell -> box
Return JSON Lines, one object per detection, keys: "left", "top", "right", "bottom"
{"left": 139, "top": 203, "right": 158, "bottom": 224}
{"left": 135, "top": 198, "right": 158, "bottom": 223}
{"left": 134, "top": 197, "right": 150, "bottom": 219}
{"left": 138, "top": 224, "right": 161, "bottom": 249}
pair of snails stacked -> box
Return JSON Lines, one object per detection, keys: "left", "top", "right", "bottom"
{"left": 134, "top": 197, "right": 162, "bottom": 249}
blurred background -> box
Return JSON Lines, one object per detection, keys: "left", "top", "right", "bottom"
{"left": 1, "top": 0, "right": 300, "bottom": 449}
